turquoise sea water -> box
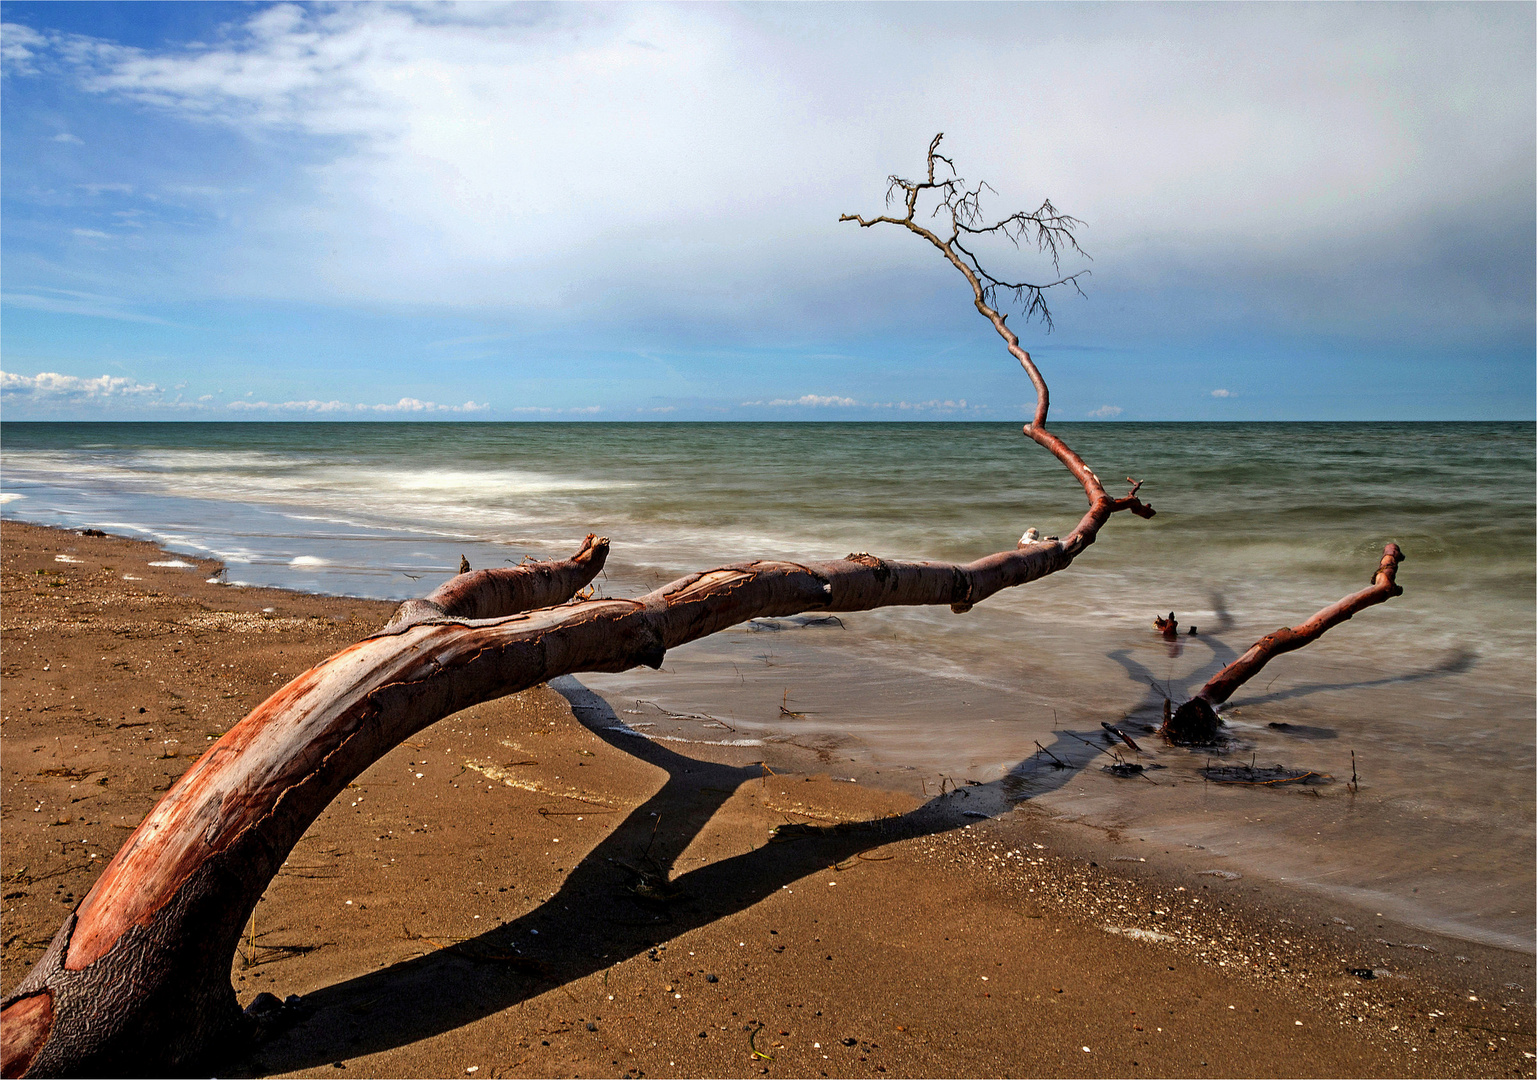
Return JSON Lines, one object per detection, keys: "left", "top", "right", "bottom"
{"left": 3, "top": 421, "right": 1533, "bottom": 950}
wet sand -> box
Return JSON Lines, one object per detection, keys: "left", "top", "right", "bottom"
{"left": 2, "top": 520, "right": 1531, "bottom": 1078}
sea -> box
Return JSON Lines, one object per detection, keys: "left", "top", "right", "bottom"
{"left": 2, "top": 420, "right": 1532, "bottom": 953}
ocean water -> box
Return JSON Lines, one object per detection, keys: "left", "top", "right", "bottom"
{"left": 3, "top": 421, "right": 1533, "bottom": 951}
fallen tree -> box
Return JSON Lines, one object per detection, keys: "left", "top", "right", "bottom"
{"left": 0, "top": 135, "right": 1403, "bottom": 1078}
{"left": 1162, "top": 543, "right": 1406, "bottom": 743}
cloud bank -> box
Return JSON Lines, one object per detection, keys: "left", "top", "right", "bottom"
{"left": 0, "top": 371, "right": 487, "bottom": 415}
{"left": 1, "top": 370, "right": 159, "bottom": 401}
{"left": 6, "top": 3, "right": 1530, "bottom": 339}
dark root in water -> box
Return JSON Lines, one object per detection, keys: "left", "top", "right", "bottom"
{"left": 1162, "top": 697, "right": 1222, "bottom": 745}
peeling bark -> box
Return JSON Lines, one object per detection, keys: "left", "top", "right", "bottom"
{"left": 1163, "top": 544, "right": 1406, "bottom": 744}
{"left": 2, "top": 509, "right": 1139, "bottom": 1075}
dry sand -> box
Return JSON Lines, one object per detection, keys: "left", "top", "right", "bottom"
{"left": 2, "top": 520, "right": 1531, "bottom": 1078}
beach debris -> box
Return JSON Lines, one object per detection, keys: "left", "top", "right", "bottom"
{"left": 963, "top": 810, "right": 988, "bottom": 818}
{"left": 1033, "top": 741, "right": 1069, "bottom": 769}
{"left": 1100, "top": 722, "right": 1142, "bottom": 752}
{"left": 1020, "top": 527, "right": 1039, "bottom": 545}
{"left": 1065, "top": 730, "right": 1119, "bottom": 761}
{"left": 1102, "top": 925, "right": 1178, "bottom": 944}
{"left": 749, "top": 1022, "right": 774, "bottom": 1061}
{"left": 80, "top": 529, "right": 106, "bottom": 537}
{"left": 1161, "top": 697, "right": 1223, "bottom": 746}
{"left": 1101, "top": 761, "right": 1145, "bottom": 778}
{"left": 779, "top": 690, "right": 806, "bottom": 718}
{"left": 1200, "top": 763, "right": 1327, "bottom": 786}
{"left": 614, "top": 857, "right": 682, "bottom": 905}
{"left": 242, "top": 991, "right": 310, "bottom": 1035}
{"left": 749, "top": 614, "right": 845, "bottom": 631}
{"left": 1197, "top": 869, "right": 1241, "bottom": 881}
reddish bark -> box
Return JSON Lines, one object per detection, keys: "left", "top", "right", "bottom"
{"left": 1163, "top": 544, "right": 1406, "bottom": 744}
{"left": 0, "top": 538, "right": 610, "bottom": 1077}
{"left": 0, "top": 486, "right": 1149, "bottom": 1075}
{"left": 0, "top": 994, "right": 51, "bottom": 1079}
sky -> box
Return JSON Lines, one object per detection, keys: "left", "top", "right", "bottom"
{"left": 1, "top": 1, "right": 1532, "bottom": 422}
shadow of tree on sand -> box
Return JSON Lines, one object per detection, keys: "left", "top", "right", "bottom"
{"left": 230, "top": 679, "right": 1099, "bottom": 1076}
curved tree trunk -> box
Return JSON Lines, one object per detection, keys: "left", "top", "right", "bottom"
{"left": 1, "top": 483, "right": 1145, "bottom": 1076}
{"left": 1163, "top": 544, "right": 1406, "bottom": 744}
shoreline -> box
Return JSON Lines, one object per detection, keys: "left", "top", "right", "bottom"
{"left": 2, "top": 520, "right": 1531, "bottom": 1077}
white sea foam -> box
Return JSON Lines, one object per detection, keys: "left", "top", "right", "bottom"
{"left": 148, "top": 559, "right": 194, "bottom": 568}
{"left": 290, "top": 555, "right": 328, "bottom": 567}
{"left": 602, "top": 725, "right": 765, "bottom": 747}
{"left": 0, "top": 493, "right": 24, "bottom": 503}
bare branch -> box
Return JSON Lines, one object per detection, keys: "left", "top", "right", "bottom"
{"left": 839, "top": 133, "right": 1137, "bottom": 545}
{"left": 1163, "top": 545, "right": 1408, "bottom": 744}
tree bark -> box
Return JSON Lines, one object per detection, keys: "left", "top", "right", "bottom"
{"left": 0, "top": 479, "right": 1148, "bottom": 1076}
{"left": 1163, "top": 544, "right": 1406, "bottom": 744}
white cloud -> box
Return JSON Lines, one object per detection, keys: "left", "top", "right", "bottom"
{"left": 506, "top": 405, "right": 601, "bottom": 415}
{"left": 739, "top": 394, "right": 981, "bottom": 413}
{"left": 0, "top": 22, "right": 46, "bottom": 74}
{"left": 1210, "top": 389, "right": 1235, "bottom": 398}
{"left": 16, "top": 2, "right": 1526, "bottom": 328}
{"left": 1087, "top": 405, "right": 1124, "bottom": 418}
{"left": 1, "top": 371, "right": 490, "bottom": 416}
{"left": 226, "top": 398, "right": 490, "bottom": 414}
{"left": 744, "top": 394, "right": 859, "bottom": 408}
{"left": 71, "top": 228, "right": 112, "bottom": 239}
{"left": 1, "top": 370, "right": 160, "bottom": 401}
{"left": 871, "top": 398, "right": 971, "bottom": 412}
{"left": 51, "top": 132, "right": 83, "bottom": 143}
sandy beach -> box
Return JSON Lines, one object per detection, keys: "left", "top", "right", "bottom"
{"left": 2, "top": 520, "right": 1531, "bottom": 1078}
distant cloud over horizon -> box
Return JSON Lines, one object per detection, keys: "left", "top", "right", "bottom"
{"left": 1, "top": 370, "right": 488, "bottom": 416}
{"left": 743, "top": 394, "right": 860, "bottom": 408}
{"left": 1, "top": 370, "right": 160, "bottom": 402}
{"left": 226, "top": 398, "right": 490, "bottom": 415}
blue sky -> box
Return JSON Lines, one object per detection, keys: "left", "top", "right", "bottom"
{"left": 2, "top": 1, "right": 1532, "bottom": 421}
